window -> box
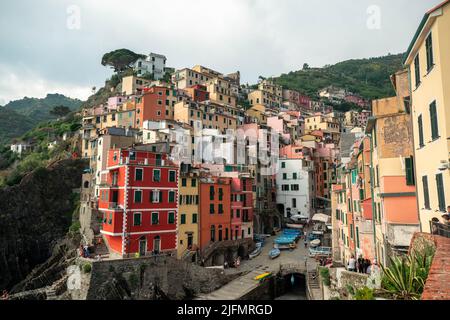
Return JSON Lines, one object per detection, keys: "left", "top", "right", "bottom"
{"left": 283, "top": 173, "right": 287, "bottom": 180}
{"left": 133, "top": 213, "right": 142, "bottom": 226}
{"left": 356, "top": 226, "right": 360, "bottom": 248}
{"left": 426, "top": 33, "right": 434, "bottom": 71}
{"left": 192, "top": 214, "right": 198, "bottom": 224}
{"left": 236, "top": 209, "right": 241, "bottom": 218}
{"left": 191, "top": 179, "right": 197, "bottom": 187}
{"left": 414, "top": 54, "right": 421, "bottom": 88}
{"left": 282, "top": 185, "right": 289, "bottom": 191}
{"left": 152, "top": 212, "right": 159, "bottom": 225}
{"left": 181, "top": 178, "right": 187, "bottom": 187}
{"left": 218, "top": 204, "right": 224, "bottom": 214}
{"left": 168, "top": 191, "right": 175, "bottom": 203}
{"left": 108, "top": 213, "right": 112, "bottom": 225}
{"left": 429, "top": 101, "right": 439, "bottom": 140}
{"left": 405, "top": 156, "right": 415, "bottom": 186}
{"left": 281, "top": 162, "right": 286, "bottom": 168}
{"left": 210, "top": 186, "right": 215, "bottom": 200}
{"left": 292, "top": 198, "right": 297, "bottom": 208}
{"left": 436, "top": 174, "right": 446, "bottom": 212}
{"left": 129, "top": 151, "right": 136, "bottom": 161}
{"left": 210, "top": 226, "right": 215, "bottom": 242}
{"left": 350, "top": 224, "right": 354, "bottom": 239}
{"left": 168, "top": 212, "right": 175, "bottom": 224}
{"left": 291, "top": 184, "right": 299, "bottom": 191}
{"left": 134, "top": 190, "right": 142, "bottom": 203}
{"left": 418, "top": 115, "right": 424, "bottom": 147}
{"left": 210, "top": 204, "right": 215, "bottom": 214}
{"left": 169, "top": 170, "right": 176, "bottom": 182}
{"left": 293, "top": 173, "right": 298, "bottom": 180}
{"left": 151, "top": 190, "right": 162, "bottom": 203}
{"left": 422, "top": 176, "right": 430, "bottom": 209}
{"left": 153, "top": 169, "right": 161, "bottom": 182}
{"left": 135, "top": 168, "right": 143, "bottom": 181}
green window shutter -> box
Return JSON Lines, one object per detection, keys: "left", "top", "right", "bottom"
{"left": 350, "top": 224, "right": 354, "bottom": 239}
{"left": 210, "top": 204, "right": 215, "bottom": 214}
{"left": 182, "top": 178, "right": 187, "bottom": 187}
{"left": 218, "top": 188, "right": 223, "bottom": 201}
{"left": 152, "top": 212, "right": 159, "bottom": 225}
{"left": 356, "top": 227, "right": 360, "bottom": 248}
{"left": 135, "top": 169, "right": 143, "bottom": 181}
{"left": 191, "top": 179, "right": 197, "bottom": 187}
{"left": 405, "top": 157, "right": 415, "bottom": 186}
{"left": 134, "top": 190, "right": 142, "bottom": 203}
{"left": 430, "top": 101, "right": 439, "bottom": 140}
{"left": 422, "top": 176, "right": 430, "bottom": 209}
{"left": 414, "top": 55, "right": 421, "bottom": 87}
{"left": 168, "top": 191, "right": 175, "bottom": 203}
{"left": 218, "top": 204, "right": 223, "bottom": 214}
{"left": 436, "top": 174, "right": 446, "bottom": 212}
{"left": 418, "top": 115, "right": 424, "bottom": 147}
{"left": 168, "top": 212, "right": 175, "bottom": 224}
{"left": 169, "top": 171, "right": 176, "bottom": 182}
{"left": 210, "top": 186, "right": 215, "bottom": 200}
{"left": 133, "top": 213, "right": 141, "bottom": 226}
{"left": 336, "top": 209, "right": 339, "bottom": 220}
{"left": 153, "top": 170, "right": 161, "bottom": 182}
{"left": 192, "top": 214, "right": 198, "bottom": 224}
{"left": 426, "top": 33, "right": 434, "bottom": 71}
{"left": 180, "top": 214, "right": 186, "bottom": 225}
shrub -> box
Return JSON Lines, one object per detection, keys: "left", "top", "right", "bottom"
{"left": 83, "top": 263, "right": 92, "bottom": 273}
{"left": 346, "top": 284, "right": 355, "bottom": 295}
{"left": 69, "top": 221, "right": 81, "bottom": 233}
{"left": 319, "top": 267, "right": 331, "bottom": 286}
{"left": 354, "top": 287, "right": 375, "bottom": 300}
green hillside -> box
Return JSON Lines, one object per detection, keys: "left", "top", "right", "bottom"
{"left": 0, "top": 94, "right": 83, "bottom": 144}
{"left": 272, "top": 53, "right": 404, "bottom": 101}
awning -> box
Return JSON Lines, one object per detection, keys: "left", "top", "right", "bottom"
{"left": 312, "top": 213, "right": 330, "bottom": 223}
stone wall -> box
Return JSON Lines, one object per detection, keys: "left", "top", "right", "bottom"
{"left": 337, "top": 269, "right": 369, "bottom": 291}
{"left": 409, "top": 233, "right": 450, "bottom": 300}
{"left": 85, "top": 256, "right": 238, "bottom": 300}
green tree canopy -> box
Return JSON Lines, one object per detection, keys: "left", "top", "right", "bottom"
{"left": 49, "top": 105, "right": 71, "bottom": 117}
{"left": 101, "top": 49, "right": 146, "bottom": 73}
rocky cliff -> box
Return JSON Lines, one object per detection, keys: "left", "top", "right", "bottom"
{"left": 0, "top": 159, "right": 87, "bottom": 291}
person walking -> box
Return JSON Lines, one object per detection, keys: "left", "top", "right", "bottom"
{"left": 357, "top": 256, "right": 364, "bottom": 273}
{"left": 348, "top": 255, "right": 356, "bottom": 272}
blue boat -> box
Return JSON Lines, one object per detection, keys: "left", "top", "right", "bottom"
{"left": 269, "top": 248, "right": 281, "bottom": 259}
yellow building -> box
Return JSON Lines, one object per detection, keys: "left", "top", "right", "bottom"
{"left": 403, "top": 0, "right": 450, "bottom": 232}
{"left": 121, "top": 75, "right": 152, "bottom": 95}
{"left": 205, "top": 77, "right": 237, "bottom": 107}
{"left": 177, "top": 173, "right": 200, "bottom": 259}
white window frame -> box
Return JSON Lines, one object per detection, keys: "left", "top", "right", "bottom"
{"left": 133, "top": 212, "right": 142, "bottom": 226}
{"left": 168, "top": 190, "right": 176, "bottom": 203}
{"left": 153, "top": 169, "right": 161, "bottom": 182}
{"left": 168, "top": 211, "right": 175, "bottom": 224}
{"left": 134, "top": 190, "right": 142, "bottom": 203}
{"left": 169, "top": 170, "right": 176, "bottom": 182}
{"left": 151, "top": 212, "right": 159, "bottom": 225}
{"left": 151, "top": 190, "right": 160, "bottom": 203}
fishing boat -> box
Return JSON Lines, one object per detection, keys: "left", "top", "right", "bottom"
{"left": 249, "top": 245, "right": 262, "bottom": 259}
{"left": 269, "top": 248, "right": 281, "bottom": 259}
{"left": 254, "top": 272, "right": 272, "bottom": 281}
{"left": 286, "top": 223, "right": 304, "bottom": 230}
{"left": 310, "top": 239, "right": 321, "bottom": 247}
{"left": 308, "top": 246, "right": 332, "bottom": 257}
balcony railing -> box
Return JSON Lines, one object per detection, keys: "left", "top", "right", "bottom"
{"left": 108, "top": 202, "right": 123, "bottom": 210}
{"left": 430, "top": 221, "right": 450, "bottom": 238}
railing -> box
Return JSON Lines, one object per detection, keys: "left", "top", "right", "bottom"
{"left": 430, "top": 221, "right": 450, "bottom": 238}
{"left": 108, "top": 202, "right": 123, "bottom": 210}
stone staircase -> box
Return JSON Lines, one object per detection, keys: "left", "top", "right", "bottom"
{"left": 195, "top": 265, "right": 271, "bottom": 300}
{"left": 45, "top": 288, "right": 57, "bottom": 300}
{"left": 307, "top": 270, "right": 322, "bottom": 300}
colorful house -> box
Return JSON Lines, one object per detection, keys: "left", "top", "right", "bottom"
{"left": 98, "top": 148, "right": 179, "bottom": 257}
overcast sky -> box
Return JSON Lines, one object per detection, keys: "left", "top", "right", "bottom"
{"left": 0, "top": 0, "right": 442, "bottom": 105}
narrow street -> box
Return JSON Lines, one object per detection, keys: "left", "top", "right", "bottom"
{"left": 196, "top": 228, "right": 319, "bottom": 300}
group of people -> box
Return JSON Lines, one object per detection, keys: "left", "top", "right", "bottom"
{"left": 78, "top": 244, "right": 90, "bottom": 258}
{"left": 347, "top": 255, "right": 379, "bottom": 274}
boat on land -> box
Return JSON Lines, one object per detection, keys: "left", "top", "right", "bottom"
{"left": 310, "top": 239, "right": 321, "bottom": 247}
{"left": 286, "top": 223, "right": 304, "bottom": 230}
{"left": 269, "top": 248, "right": 281, "bottom": 259}
{"left": 309, "top": 246, "right": 332, "bottom": 257}
{"left": 254, "top": 272, "right": 272, "bottom": 281}
{"left": 249, "top": 245, "right": 262, "bottom": 259}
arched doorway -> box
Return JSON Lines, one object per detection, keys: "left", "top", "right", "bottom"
{"left": 153, "top": 235, "right": 161, "bottom": 254}
{"left": 237, "top": 245, "right": 246, "bottom": 259}
{"left": 139, "top": 236, "right": 147, "bottom": 256}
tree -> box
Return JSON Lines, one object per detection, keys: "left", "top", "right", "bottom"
{"left": 101, "top": 49, "right": 146, "bottom": 73}
{"left": 303, "top": 63, "right": 310, "bottom": 70}
{"left": 50, "top": 105, "right": 71, "bottom": 118}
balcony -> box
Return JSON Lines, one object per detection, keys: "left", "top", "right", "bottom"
{"left": 108, "top": 202, "right": 123, "bottom": 210}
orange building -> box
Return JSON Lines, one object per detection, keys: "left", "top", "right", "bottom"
{"left": 198, "top": 177, "right": 232, "bottom": 250}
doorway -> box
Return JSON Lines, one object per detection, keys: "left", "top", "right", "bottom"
{"left": 187, "top": 233, "right": 193, "bottom": 249}
{"left": 153, "top": 236, "right": 161, "bottom": 254}
{"left": 139, "top": 237, "right": 147, "bottom": 256}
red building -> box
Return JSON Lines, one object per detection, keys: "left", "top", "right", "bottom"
{"left": 198, "top": 176, "right": 254, "bottom": 251}
{"left": 184, "top": 84, "right": 210, "bottom": 102}
{"left": 99, "top": 148, "right": 179, "bottom": 257}
{"left": 231, "top": 177, "right": 254, "bottom": 241}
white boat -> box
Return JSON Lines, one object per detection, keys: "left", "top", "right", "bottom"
{"left": 286, "top": 223, "right": 304, "bottom": 230}
{"left": 290, "top": 214, "right": 309, "bottom": 223}
{"left": 249, "top": 246, "right": 262, "bottom": 259}
{"left": 310, "top": 239, "right": 321, "bottom": 247}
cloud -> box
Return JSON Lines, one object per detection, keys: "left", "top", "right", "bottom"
{"left": 0, "top": 0, "right": 443, "bottom": 104}
{"left": 0, "top": 64, "right": 92, "bottom": 106}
